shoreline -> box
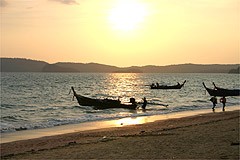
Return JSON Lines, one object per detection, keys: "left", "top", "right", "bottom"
{"left": 1, "top": 108, "right": 239, "bottom": 159}
{"left": 1, "top": 105, "right": 239, "bottom": 144}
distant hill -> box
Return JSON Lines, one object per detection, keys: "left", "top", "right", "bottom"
{"left": 229, "top": 67, "right": 240, "bottom": 74}
{"left": 138, "top": 64, "right": 239, "bottom": 73}
{"left": 0, "top": 58, "right": 47, "bottom": 72}
{"left": 1, "top": 58, "right": 239, "bottom": 73}
{"left": 42, "top": 64, "right": 78, "bottom": 72}
{"left": 55, "top": 62, "right": 119, "bottom": 73}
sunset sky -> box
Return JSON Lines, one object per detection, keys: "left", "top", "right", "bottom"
{"left": 1, "top": 0, "right": 239, "bottom": 67}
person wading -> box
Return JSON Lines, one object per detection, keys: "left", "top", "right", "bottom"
{"left": 142, "top": 97, "right": 147, "bottom": 110}
{"left": 210, "top": 96, "right": 217, "bottom": 111}
{"left": 220, "top": 96, "right": 226, "bottom": 111}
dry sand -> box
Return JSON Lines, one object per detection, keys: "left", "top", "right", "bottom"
{"left": 1, "top": 110, "right": 239, "bottom": 159}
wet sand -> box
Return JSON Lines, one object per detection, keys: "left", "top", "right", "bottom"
{"left": 1, "top": 110, "right": 239, "bottom": 159}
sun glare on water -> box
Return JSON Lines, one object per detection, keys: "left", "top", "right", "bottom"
{"left": 108, "top": 0, "right": 148, "bottom": 31}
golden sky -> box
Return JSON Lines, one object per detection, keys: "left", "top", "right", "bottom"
{"left": 1, "top": 0, "right": 239, "bottom": 67}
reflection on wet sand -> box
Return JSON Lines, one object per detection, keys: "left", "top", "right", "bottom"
{"left": 117, "top": 117, "right": 149, "bottom": 126}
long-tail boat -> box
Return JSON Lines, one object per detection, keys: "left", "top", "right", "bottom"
{"left": 203, "top": 82, "right": 240, "bottom": 97}
{"left": 71, "top": 87, "right": 138, "bottom": 109}
{"left": 150, "top": 80, "right": 186, "bottom": 89}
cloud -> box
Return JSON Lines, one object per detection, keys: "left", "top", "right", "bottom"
{"left": 49, "top": 0, "right": 79, "bottom": 5}
{"left": 0, "top": 0, "right": 8, "bottom": 7}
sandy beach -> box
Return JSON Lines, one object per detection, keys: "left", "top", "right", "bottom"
{"left": 1, "top": 109, "right": 239, "bottom": 159}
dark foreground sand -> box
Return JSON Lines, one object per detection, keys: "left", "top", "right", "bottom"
{"left": 1, "top": 110, "right": 239, "bottom": 159}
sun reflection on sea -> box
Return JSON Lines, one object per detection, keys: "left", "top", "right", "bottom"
{"left": 104, "top": 73, "right": 144, "bottom": 100}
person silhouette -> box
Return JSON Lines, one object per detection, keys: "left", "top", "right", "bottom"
{"left": 210, "top": 96, "right": 217, "bottom": 111}
{"left": 142, "top": 97, "right": 147, "bottom": 110}
{"left": 220, "top": 96, "right": 226, "bottom": 111}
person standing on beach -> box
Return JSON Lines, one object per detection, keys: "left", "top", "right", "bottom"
{"left": 220, "top": 96, "right": 226, "bottom": 111}
{"left": 210, "top": 96, "right": 217, "bottom": 111}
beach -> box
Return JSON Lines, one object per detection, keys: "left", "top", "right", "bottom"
{"left": 1, "top": 109, "right": 239, "bottom": 159}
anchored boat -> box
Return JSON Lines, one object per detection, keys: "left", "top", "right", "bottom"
{"left": 150, "top": 80, "right": 186, "bottom": 89}
{"left": 203, "top": 82, "right": 240, "bottom": 97}
{"left": 71, "top": 87, "right": 138, "bottom": 109}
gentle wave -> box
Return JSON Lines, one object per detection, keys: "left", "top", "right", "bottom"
{"left": 0, "top": 103, "right": 232, "bottom": 133}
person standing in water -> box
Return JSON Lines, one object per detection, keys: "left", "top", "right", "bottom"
{"left": 220, "top": 96, "right": 226, "bottom": 111}
{"left": 210, "top": 96, "right": 217, "bottom": 111}
{"left": 142, "top": 97, "right": 147, "bottom": 110}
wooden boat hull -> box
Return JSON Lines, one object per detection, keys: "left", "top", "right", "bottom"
{"left": 151, "top": 80, "right": 186, "bottom": 89}
{"left": 203, "top": 82, "right": 240, "bottom": 97}
{"left": 71, "top": 87, "right": 137, "bottom": 109}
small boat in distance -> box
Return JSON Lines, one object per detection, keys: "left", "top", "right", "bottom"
{"left": 203, "top": 82, "right": 240, "bottom": 97}
{"left": 150, "top": 80, "right": 186, "bottom": 89}
{"left": 71, "top": 87, "right": 138, "bottom": 110}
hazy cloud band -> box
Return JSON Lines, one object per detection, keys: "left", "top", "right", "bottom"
{"left": 49, "top": 0, "right": 79, "bottom": 5}
{"left": 0, "top": 0, "right": 8, "bottom": 7}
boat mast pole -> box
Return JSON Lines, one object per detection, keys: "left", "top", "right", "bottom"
{"left": 71, "top": 87, "right": 77, "bottom": 96}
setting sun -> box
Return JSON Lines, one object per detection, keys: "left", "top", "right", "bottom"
{"left": 108, "top": 0, "right": 148, "bottom": 31}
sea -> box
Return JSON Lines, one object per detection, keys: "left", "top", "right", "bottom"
{"left": 1, "top": 72, "right": 240, "bottom": 133}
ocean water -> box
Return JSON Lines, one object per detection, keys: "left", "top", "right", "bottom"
{"left": 1, "top": 72, "right": 240, "bottom": 133}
